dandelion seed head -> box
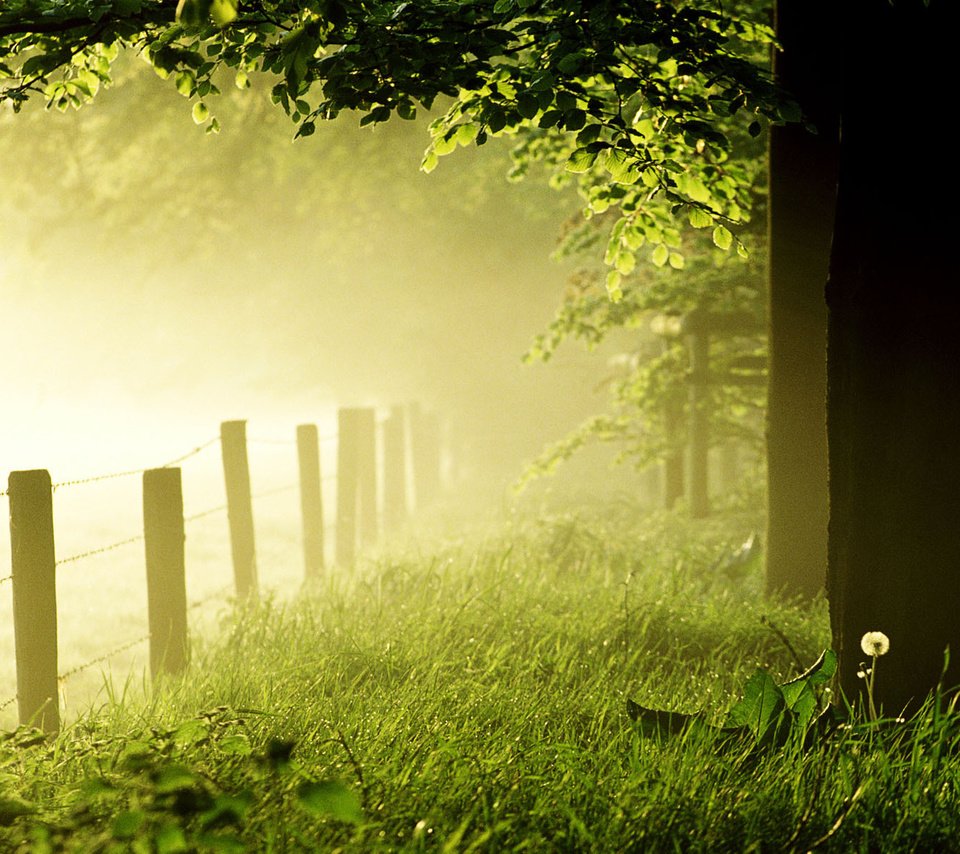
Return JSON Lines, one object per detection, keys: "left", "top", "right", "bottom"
{"left": 861, "top": 631, "right": 890, "bottom": 657}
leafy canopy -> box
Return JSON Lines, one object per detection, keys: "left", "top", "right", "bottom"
{"left": 1, "top": 0, "right": 786, "bottom": 287}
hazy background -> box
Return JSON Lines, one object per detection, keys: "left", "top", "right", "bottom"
{"left": 1, "top": 58, "right": 632, "bottom": 491}
{"left": 0, "top": 59, "right": 644, "bottom": 721}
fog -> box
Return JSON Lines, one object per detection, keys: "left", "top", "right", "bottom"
{"left": 1, "top": 61, "right": 629, "bottom": 494}
{"left": 1, "top": 61, "right": 643, "bottom": 718}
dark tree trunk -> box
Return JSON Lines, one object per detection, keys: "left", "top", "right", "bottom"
{"left": 827, "top": 1, "right": 960, "bottom": 713}
{"left": 764, "top": 0, "right": 839, "bottom": 600}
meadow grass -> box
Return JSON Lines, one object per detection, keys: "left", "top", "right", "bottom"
{"left": 2, "top": 504, "right": 959, "bottom": 852}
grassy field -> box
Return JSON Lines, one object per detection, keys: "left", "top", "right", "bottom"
{"left": 2, "top": 503, "right": 959, "bottom": 852}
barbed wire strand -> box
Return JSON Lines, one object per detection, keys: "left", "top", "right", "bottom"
{"left": 188, "top": 584, "right": 233, "bottom": 611}
{"left": 0, "top": 694, "right": 17, "bottom": 713}
{"left": 57, "top": 534, "right": 144, "bottom": 566}
{"left": 184, "top": 504, "right": 228, "bottom": 523}
{"left": 58, "top": 633, "right": 152, "bottom": 684}
{"left": 52, "top": 467, "right": 145, "bottom": 491}
{"left": 161, "top": 436, "right": 220, "bottom": 468}
{"left": 43, "top": 436, "right": 221, "bottom": 493}
{"left": 252, "top": 483, "right": 298, "bottom": 500}
{"left": 0, "top": 573, "right": 12, "bottom": 586}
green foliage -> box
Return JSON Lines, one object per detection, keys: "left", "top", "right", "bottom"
{"left": 0, "top": 0, "right": 785, "bottom": 263}
{"left": 519, "top": 238, "right": 767, "bottom": 490}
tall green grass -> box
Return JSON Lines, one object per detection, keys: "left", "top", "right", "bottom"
{"left": 2, "top": 506, "right": 959, "bottom": 852}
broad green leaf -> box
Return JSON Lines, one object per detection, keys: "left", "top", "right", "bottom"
{"left": 724, "top": 669, "right": 785, "bottom": 742}
{"left": 456, "top": 123, "right": 478, "bottom": 145}
{"left": 175, "top": 71, "right": 194, "bottom": 97}
{"left": 421, "top": 150, "right": 439, "bottom": 173}
{"left": 156, "top": 824, "right": 189, "bottom": 854}
{"left": 615, "top": 251, "right": 635, "bottom": 276}
{"left": 209, "top": 0, "right": 238, "bottom": 26}
{"left": 192, "top": 100, "right": 210, "bottom": 124}
{"left": 712, "top": 224, "right": 733, "bottom": 250}
{"left": 297, "top": 781, "right": 364, "bottom": 825}
{"left": 218, "top": 734, "right": 253, "bottom": 755}
{"left": 565, "top": 147, "right": 597, "bottom": 174}
{"left": 668, "top": 252, "right": 684, "bottom": 270}
{"left": 688, "top": 207, "right": 713, "bottom": 229}
{"left": 677, "top": 173, "right": 711, "bottom": 204}
{"left": 651, "top": 244, "right": 669, "bottom": 267}
{"left": 112, "top": 810, "right": 146, "bottom": 840}
{"left": 516, "top": 93, "right": 539, "bottom": 119}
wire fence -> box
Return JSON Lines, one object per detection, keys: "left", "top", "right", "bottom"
{"left": 0, "top": 410, "right": 442, "bottom": 728}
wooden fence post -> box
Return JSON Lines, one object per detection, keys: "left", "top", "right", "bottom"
{"left": 357, "top": 407, "right": 378, "bottom": 548}
{"left": 8, "top": 470, "right": 59, "bottom": 734}
{"left": 297, "top": 424, "right": 325, "bottom": 580}
{"left": 143, "top": 468, "right": 188, "bottom": 677}
{"left": 336, "top": 407, "right": 378, "bottom": 565}
{"left": 336, "top": 408, "right": 360, "bottom": 567}
{"left": 688, "top": 330, "right": 711, "bottom": 518}
{"left": 410, "top": 404, "right": 441, "bottom": 510}
{"left": 220, "top": 420, "right": 258, "bottom": 599}
{"left": 382, "top": 405, "right": 407, "bottom": 531}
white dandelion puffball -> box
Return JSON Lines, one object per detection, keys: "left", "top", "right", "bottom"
{"left": 860, "top": 631, "right": 890, "bottom": 657}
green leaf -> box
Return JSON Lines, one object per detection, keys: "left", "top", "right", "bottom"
{"left": 564, "top": 109, "right": 586, "bottom": 131}
{"left": 688, "top": 207, "right": 713, "bottom": 229}
{"left": 724, "top": 669, "right": 786, "bottom": 742}
{"left": 712, "top": 225, "right": 733, "bottom": 250}
{"left": 297, "top": 781, "right": 364, "bottom": 825}
{"left": 192, "top": 100, "right": 210, "bottom": 124}
{"left": 209, "top": 0, "right": 238, "bottom": 26}
{"left": 173, "top": 718, "right": 208, "bottom": 744}
{"left": 218, "top": 734, "right": 253, "bottom": 755}
{"left": 156, "top": 823, "right": 189, "bottom": 854}
{"left": 516, "top": 93, "right": 539, "bottom": 119}
{"left": 615, "top": 251, "right": 635, "bottom": 276}
{"left": 676, "top": 173, "right": 711, "bottom": 204}
{"left": 651, "top": 244, "right": 669, "bottom": 267}
{"left": 175, "top": 71, "right": 195, "bottom": 97}
{"left": 538, "top": 110, "right": 562, "bottom": 129}
{"left": 668, "top": 252, "right": 685, "bottom": 270}
{"left": 421, "top": 150, "right": 439, "bottom": 173}
{"left": 565, "top": 147, "right": 597, "bottom": 174}
{"left": 605, "top": 270, "right": 623, "bottom": 302}
{"left": 154, "top": 764, "right": 199, "bottom": 793}
{"left": 112, "top": 810, "right": 146, "bottom": 840}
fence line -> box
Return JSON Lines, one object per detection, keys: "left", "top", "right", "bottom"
{"left": 161, "top": 436, "right": 220, "bottom": 468}
{"left": 57, "top": 534, "right": 145, "bottom": 566}
{"left": 56, "top": 633, "right": 153, "bottom": 684}
{"left": 52, "top": 467, "right": 144, "bottom": 491}
{"left": 2, "top": 407, "right": 446, "bottom": 731}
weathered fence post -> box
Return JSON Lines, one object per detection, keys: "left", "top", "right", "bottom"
{"left": 410, "top": 404, "right": 441, "bottom": 510}
{"left": 382, "top": 405, "right": 407, "bottom": 531}
{"left": 143, "top": 468, "right": 188, "bottom": 677}
{"left": 220, "top": 420, "right": 258, "bottom": 599}
{"left": 688, "top": 329, "right": 711, "bottom": 519}
{"left": 336, "top": 408, "right": 360, "bottom": 567}
{"left": 357, "top": 407, "right": 377, "bottom": 547}
{"left": 8, "top": 470, "right": 59, "bottom": 734}
{"left": 336, "top": 407, "right": 378, "bottom": 565}
{"left": 297, "top": 424, "right": 325, "bottom": 580}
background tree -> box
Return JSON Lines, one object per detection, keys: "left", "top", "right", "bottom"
{"left": 762, "top": 0, "right": 837, "bottom": 601}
